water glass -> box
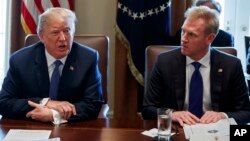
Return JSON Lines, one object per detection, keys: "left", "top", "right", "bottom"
{"left": 157, "top": 108, "right": 173, "bottom": 141}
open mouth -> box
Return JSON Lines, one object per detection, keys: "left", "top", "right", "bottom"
{"left": 59, "top": 44, "right": 66, "bottom": 49}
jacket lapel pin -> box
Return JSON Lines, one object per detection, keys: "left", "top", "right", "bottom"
{"left": 70, "top": 66, "right": 74, "bottom": 71}
{"left": 218, "top": 68, "right": 223, "bottom": 72}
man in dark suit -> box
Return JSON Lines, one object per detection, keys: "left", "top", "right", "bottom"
{"left": 0, "top": 8, "right": 103, "bottom": 124}
{"left": 172, "top": 0, "right": 234, "bottom": 47}
{"left": 142, "top": 6, "right": 250, "bottom": 126}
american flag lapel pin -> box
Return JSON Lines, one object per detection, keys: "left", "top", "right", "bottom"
{"left": 70, "top": 66, "right": 74, "bottom": 71}
{"left": 218, "top": 68, "right": 223, "bottom": 72}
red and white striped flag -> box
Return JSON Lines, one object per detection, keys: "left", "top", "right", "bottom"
{"left": 21, "top": 0, "right": 74, "bottom": 34}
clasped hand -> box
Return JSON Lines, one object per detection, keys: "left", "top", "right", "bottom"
{"left": 26, "top": 100, "right": 76, "bottom": 122}
{"left": 171, "top": 111, "right": 226, "bottom": 126}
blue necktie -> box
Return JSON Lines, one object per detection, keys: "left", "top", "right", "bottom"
{"left": 189, "top": 62, "right": 203, "bottom": 118}
{"left": 49, "top": 60, "right": 62, "bottom": 100}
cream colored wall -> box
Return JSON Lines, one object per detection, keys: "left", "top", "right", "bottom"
{"left": 74, "top": 0, "right": 116, "bottom": 115}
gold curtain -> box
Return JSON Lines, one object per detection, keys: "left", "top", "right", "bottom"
{"left": 114, "top": 0, "right": 193, "bottom": 120}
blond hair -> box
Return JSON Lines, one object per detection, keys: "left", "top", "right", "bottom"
{"left": 184, "top": 6, "right": 219, "bottom": 35}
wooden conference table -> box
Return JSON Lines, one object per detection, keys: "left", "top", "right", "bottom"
{"left": 0, "top": 118, "right": 186, "bottom": 141}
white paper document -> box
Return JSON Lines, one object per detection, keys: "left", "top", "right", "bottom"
{"left": 37, "top": 137, "right": 60, "bottom": 141}
{"left": 190, "top": 134, "right": 229, "bottom": 141}
{"left": 141, "top": 128, "right": 175, "bottom": 138}
{"left": 183, "top": 118, "right": 237, "bottom": 140}
{"left": 3, "top": 129, "right": 51, "bottom": 141}
{"left": 141, "top": 128, "right": 158, "bottom": 137}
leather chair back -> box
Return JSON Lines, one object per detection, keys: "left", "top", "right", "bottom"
{"left": 24, "top": 34, "right": 109, "bottom": 118}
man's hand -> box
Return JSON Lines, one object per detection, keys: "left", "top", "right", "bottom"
{"left": 26, "top": 101, "right": 53, "bottom": 122}
{"left": 46, "top": 100, "right": 76, "bottom": 120}
{"left": 200, "top": 111, "right": 226, "bottom": 124}
{"left": 170, "top": 111, "right": 200, "bottom": 126}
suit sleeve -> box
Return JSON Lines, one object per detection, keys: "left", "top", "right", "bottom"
{"left": 142, "top": 56, "right": 164, "bottom": 119}
{"left": 0, "top": 56, "right": 41, "bottom": 119}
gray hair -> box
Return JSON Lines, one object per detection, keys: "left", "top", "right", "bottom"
{"left": 37, "top": 7, "right": 77, "bottom": 34}
{"left": 184, "top": 6, "right": 219, "bottom": 35}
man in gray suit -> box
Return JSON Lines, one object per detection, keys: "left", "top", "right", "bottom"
{"left": 142, "top": 6, "right": 250, "bottom": 126}
{"left": 0, "top": 8, "right": 103, "bottom": 124}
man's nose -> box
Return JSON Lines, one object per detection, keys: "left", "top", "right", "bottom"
{"left": 59, "top": 31, "right": 66, "bottom": 41}
{"left": 181, "top": 33, "right": 188, "bottom": 43}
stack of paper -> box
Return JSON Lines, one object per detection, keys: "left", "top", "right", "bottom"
{"left": 183, "top": 118, "right": 237, "bottom": 141}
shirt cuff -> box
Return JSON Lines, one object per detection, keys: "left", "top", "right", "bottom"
{"left": 39, "top": 98, "right": 50, "bottom": 106}
{"left": 51, "top": 109, "right": 68, "bottom": 125}
{"left": 221, "top": 112, "right": 229, "bottom": 118}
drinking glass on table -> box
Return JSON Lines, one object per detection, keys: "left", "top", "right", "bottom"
{"left": 157, "top": 108, "right": 173, "bottom": 141}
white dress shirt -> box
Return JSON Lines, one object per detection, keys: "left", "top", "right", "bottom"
{"left": 40, "top": 49, "right": 68, "bottom": 124}
{"left": 184, "top": 50, "right": 212, "bottom": 112}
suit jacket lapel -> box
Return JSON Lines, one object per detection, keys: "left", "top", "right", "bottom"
{"left": 58, "top": 45, "right": 77, "bottom": 99}
{"left": 60, "top": 53, "right": 76, "bottom": 85}
{"left": 173, "top": 51, "right": 186, "bottom": 110}
{"left": 34, "top": 44, "right": 50, "bottom": 97}
{"left": 210, "top": 48, "right": 223, "bottom": 111}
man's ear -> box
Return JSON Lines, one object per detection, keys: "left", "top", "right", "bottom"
{"left": 38, "top": 33, "right": 44, "bottom": 43}
{"left": 207, "top": 33, "right": 216, "bottom": 44}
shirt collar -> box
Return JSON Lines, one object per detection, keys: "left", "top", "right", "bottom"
{"left": 186, "top": 49, "right": 210, "bottom": 68}
{"left": 45, "top": 49, "right": 67, "bottom": 67}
